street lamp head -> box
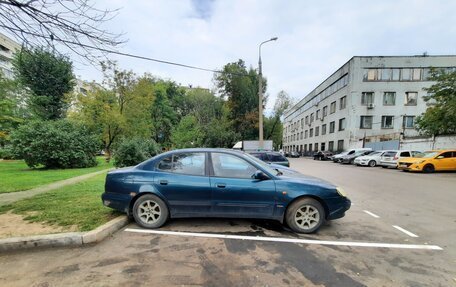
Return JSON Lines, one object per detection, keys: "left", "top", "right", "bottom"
{"left": 270, "top": 37, "right": 278, "bottom": 41}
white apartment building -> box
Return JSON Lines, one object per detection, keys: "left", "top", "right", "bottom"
{"left": 283, "top": 55, "right": 456, "bottom": 154}
{"left": 0, "top": 33, "right": 21, "bottom": 78}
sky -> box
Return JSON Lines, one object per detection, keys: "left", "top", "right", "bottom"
{"left": 62, "top": 1, "right": 456, "bottom": 113}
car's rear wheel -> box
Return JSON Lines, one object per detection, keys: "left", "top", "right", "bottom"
{"left": 286, "top": 198, "right": 325, "bottom": 233}
{"left": 368, "top": 160, "right": 376, "bottom": 167}
{"left": 423, "top": 164, "right": 435, "bottom": 173}
{"left": 133, "top": 194, "right": 169, "bottom": 229}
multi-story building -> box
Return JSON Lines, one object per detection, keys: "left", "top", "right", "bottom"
{"left": 283, "top": 55, "right": 456, "bottom": 154}
{"left": 0, "top": 33, "right": 21, "bottom": 78}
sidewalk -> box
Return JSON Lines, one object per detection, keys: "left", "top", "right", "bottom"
{"left": 0, "top": 168, "right": 113, "bottom": 206}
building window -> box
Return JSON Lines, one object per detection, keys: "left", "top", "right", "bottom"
{"left": 367, "top": 69, "right": 377, "bottom": 81}
{"left": 338, "top": 118, "right": 346, "bottom": 131}
{"left": 392, "top": 69, "right": 400, "bottom": 80}
{"left": 309, "top": 128, "right": 313, "bottom": 137}
{"left": 360, "top": 116, "right": 373, "bottom": 129}
{"left": 315, "top": 126, "right": 319, "bottom": 137}
{"left": 300, "top": 132, "right": 303, "bottom": 140}
{"left": 403, "top": 116, "right": 415, "bottom": 128}
{"left": 322, "top": 124, "right": 327, "bottom": 135}
{"left": 381, "top": 116, "right": 394, "bottom": 129}
{"left": 405, "top": 92, "right": 418, "bottom": 106}
{"left": 316, "top": 109, "right": 320, "bottom": 120}
{"left": 305, "top": 116, "right": 309, "bottom": 125}
{"left": 314, "top": 143, "right": 318, "bottom": 151}
{"left": 310, "top": 113, "right": 314, "bottom": 123}
{"left": 380, "top": 69, "right": 391, "bottom": 81}
{"left": 309, "top": 143, "right": 312, "bottom": 152}
{"left": 323, "top": 106, "right": 328, "bottom": 117}
{"left": 383, "top": 92, "right": 396, "bottom": 106}
{"left": 402, "top": 68, "right": 411, "bottom": 80}
{"left": 361, "top": 92, "right": 374, "bottom": 105}
{"left": 329, "top": 121, "right": 335, "bottom": 133}
{"left": 304, "top": 144, "right": 307, "bottom": 152}
{"left": 340, "top": 96, "right": 346, "bottom": 110}
{"left": 337, "top": 140, "right": 344, "bottom": 151}
{"left": 301, "top": 119, "right": 303, "bottom": 129}
{"left": 328, "top": 141, "right": 334, "bottom": 151}
{"left": 321, "top": 142, "right": 326, "bottom": 151}
{"left": 412, "top": 68, "right": 421, "bottom": 80}
{"left": 330, "top": 101, "right": 336, "bottom": 114}
{"left": 305, "top": 130, "right": 308, "bottom": 139}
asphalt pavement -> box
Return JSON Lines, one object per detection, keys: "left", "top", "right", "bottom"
{"left": 0, "top": 158, "right": 454, "bottom": 287}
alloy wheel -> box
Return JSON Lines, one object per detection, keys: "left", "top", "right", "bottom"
{"left": 138, "top": 200, "right": 161, "bottom": 224}
{"left": 294, "top": 205, "right": 320, "bottom": 230}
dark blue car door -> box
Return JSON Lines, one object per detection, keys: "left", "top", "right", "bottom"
{"left": 209, "top": 152, "right": 276, "bottom": 218}
{"left": 154, "top": 152, "right": 212, "bottom": 216}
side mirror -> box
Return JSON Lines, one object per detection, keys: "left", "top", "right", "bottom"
{"left": 436, "top": 155, "right": 444, "bottom": 159}
{"left": 252, "top": 170, "right": 269, "bottom": 180}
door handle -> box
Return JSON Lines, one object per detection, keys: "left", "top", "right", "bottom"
{"left": 159, "top": 180, "right": 168, "bottom": 185}
{"left": 216, "top": 183, "right": 226, "bottom": 188}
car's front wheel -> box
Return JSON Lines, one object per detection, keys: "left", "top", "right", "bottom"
{"left": 286, "top": 198, "right": 325, "bottom": 233}
{"left": 133, "top": 194, "right": 169, "bottom": 229}
{"left": 368, "top": 160, "right": 376, "bottom": 167}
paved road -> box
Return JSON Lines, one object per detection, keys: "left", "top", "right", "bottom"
{"left": 0, "top": 158, "right": 454, "bottom": 286}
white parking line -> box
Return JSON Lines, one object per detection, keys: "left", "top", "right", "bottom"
{"left": 393, "top": 225, "right": 419, "bottom": 238}
{"left": 124, "top": 228, "right": 441, "bottom": 250}
{"left": 363, "top": 210, "right": 380, "bottom": 218}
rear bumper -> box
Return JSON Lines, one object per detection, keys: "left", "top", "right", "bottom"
{"left": 380, "top": 161, "right": 397, "bottom": 168}
{"left": 101, "top": 192, "right": 131, "bottom": 214}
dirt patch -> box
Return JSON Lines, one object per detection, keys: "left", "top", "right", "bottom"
{"left": 0, "top": 211, "right": 78, "bottom": 239}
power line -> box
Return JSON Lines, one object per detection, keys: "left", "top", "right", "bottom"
{"left": 0, "top": 25, "right": 249, "bottom": 77}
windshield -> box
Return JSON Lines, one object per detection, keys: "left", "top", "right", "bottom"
{"left": 244, "top": 153, "right": 281, "bottom": 176}
{"left": 414, "top": 151, "right": 439, "bottom": 158}
{"left": 368, "top": 152, "right": 381, "bottom": 156}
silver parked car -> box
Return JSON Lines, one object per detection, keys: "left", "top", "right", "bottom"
{"left": 379, "top": 150, "right": 421, "bottom": 168}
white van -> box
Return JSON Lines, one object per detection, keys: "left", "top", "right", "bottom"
{"left": 332, "top": 148, "right": 372, "bottom": 163}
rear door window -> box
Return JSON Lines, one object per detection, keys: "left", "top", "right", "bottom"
{"left": 157, "top": 153, "right": 206, "bottom": 176}
{"left": 383, "top": 151, "right": 396, "bottom": 157}
{"left": 400, "top": 151, "right": 411, "bottom": 157}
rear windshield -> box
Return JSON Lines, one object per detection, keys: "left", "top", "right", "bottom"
{"left": 268, "top": 154, "right": 287, "bottom": 162}
{"left": 383, "top": 151, "right": 396, "bottom": 157}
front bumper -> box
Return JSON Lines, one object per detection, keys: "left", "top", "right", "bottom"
{"left": 327, "top": 197, "right": 351, "bottom": 220}
{"left": 397, "top": 163, "right": 422, "bottom": 171}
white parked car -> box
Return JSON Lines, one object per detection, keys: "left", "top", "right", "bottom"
{"left": 380, "top": 150, "right": 421, "bottom": 168}
{"left": 332, "top": 148, "right": 372, "bottom": 163}
{"left": 354, "top": 150, "right": 389, "bottom": 167}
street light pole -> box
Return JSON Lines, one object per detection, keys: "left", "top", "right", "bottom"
{"left": 258, "top": 37, "right": 278, "bottom": 150}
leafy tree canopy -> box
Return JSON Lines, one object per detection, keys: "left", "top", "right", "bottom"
{"left": 416, "top": 69, "right": 456, "bottom": 136}
{"left": 13, "top": 47, "right": 75, "bottom": 120}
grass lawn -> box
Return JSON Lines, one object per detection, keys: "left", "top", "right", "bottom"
{"left": 0, "top": 156, "right": 113, "bottom": 193}
{"left": 0, "top": 173, "right": 121, "bottom": 232}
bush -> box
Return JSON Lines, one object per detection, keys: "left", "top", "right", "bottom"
{"left": 0, "top": 146, "right": 15, "bottom": 159}
{"left": 113, "top": 137, "right": 160, "bottom": 168}
{"left": 11, "top": 120, "right": 100, "bottom": 168}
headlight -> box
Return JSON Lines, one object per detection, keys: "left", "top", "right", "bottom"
{"left": 414, "top": 160, "right": 425, "bottom": 164}
{"left": 336, "top": 187, "right": 347, "bottom": 197}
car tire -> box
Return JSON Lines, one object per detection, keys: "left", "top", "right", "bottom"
{"left": 381, "top": 165, "right": 388, "bottom": 169}
{"left": 285, "top": 198, "right": 325, "bottom": 234}
{"left": 423, "top": 164, "right": 435, "bottom": 173}
{"left": 368, "top": 160, "right": 376, "bottom": 167}
{"left": 133, "top": 194, "right": 169, "bottom": 229}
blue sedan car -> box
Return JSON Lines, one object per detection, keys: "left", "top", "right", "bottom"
{"left": 102, "top": 148, "right": 350, "bottom": 233}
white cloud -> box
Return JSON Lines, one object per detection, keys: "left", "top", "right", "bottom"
{"left": 69, "top": 0, "right": 456, "bottom": 113}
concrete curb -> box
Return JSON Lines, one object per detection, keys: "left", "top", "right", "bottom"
{"left": 0, "top": 215, "right": 129, "bottom": 252}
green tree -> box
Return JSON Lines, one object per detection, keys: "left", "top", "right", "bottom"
{"left": 264, "top": 91, "right": 294, "bottom": 149}
{"left": 150, "top": 82, "right": 178, "bottom": 146}
{"left": 171, "top": 115, "right": 203, "bottom": 148}
{"left": 0, "top": 72, "right": 28, "bottom": 146}
{"left": 214, "top": 59, "right": 266, "bottom": 140}
{"left": 13, "top": 48, "right": 75, "bottom": 120}
{"left": 416, "top": 69, "right": 456, "bottom": 135}
{"left": 71, "top": 88, "right": 125, "bottom": 159}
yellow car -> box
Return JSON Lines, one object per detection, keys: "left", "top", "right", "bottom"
{"left": 397, "top": 150, "right": 456, "bottom": 172}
